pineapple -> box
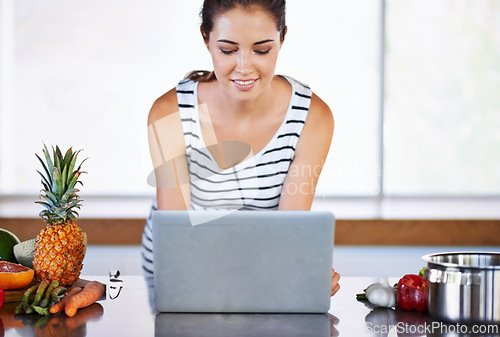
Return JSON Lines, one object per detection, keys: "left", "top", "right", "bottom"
{"left": 32, "top": 144, "right": 87, "bottom": 286}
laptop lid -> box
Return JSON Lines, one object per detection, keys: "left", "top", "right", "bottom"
{"left": 152, "top": 210, "right": 335, "bottom": 313}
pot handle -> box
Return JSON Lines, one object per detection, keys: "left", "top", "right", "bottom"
{"left": 425, "top": 268, "right": 482, "bottom": 285}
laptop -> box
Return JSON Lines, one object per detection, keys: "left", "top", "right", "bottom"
{"left": 152, "top": 210, "right": 335, "bottom": 313}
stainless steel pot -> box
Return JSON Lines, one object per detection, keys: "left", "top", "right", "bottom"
{"left": 422, "top": 252, "right": 500, "bottom": 324}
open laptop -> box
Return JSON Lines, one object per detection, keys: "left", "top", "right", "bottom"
{"left": 152, "top": 210, "right": 335, "bottom": 313}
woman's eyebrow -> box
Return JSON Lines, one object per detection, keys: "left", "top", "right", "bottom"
{"left": 253, "top": 39, "right": 274, "bottom": 45}
{"left": 216, "top": 39, "right": 274, "bottom": 45}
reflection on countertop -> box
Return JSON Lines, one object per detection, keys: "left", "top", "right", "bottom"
{"left": 155, "top": 313, "right": 336, "bottom": 337}
{"left": 362, "top": 304, "right": 500, "bottom": 337}
{"left": 0, "top": 301, "right": 104, "bottom": 337}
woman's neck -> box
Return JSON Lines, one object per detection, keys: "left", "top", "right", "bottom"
{"left": 218, "top": 81, "right": 275, "bottom": 120}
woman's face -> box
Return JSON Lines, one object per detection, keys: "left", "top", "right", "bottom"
{"left": 204, "top": 7, "right": 283, "bottom": 103}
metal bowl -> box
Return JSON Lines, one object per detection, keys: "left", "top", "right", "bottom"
{"left": 422, "top": 252, "right": 500, "bottom": 324}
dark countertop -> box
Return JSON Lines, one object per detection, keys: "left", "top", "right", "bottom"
{"left": 1, "top": 276, "right": 497, "bottom": 337}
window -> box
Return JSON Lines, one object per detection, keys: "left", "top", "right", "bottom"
{"left": 279, "top": 0, "right": 383, "bottom": 197}
{"left": 0, "top": 0, "right": 211, "bottom": 195}
{"left": 384, "top": 0, "right": 500, "bottom": 196}
{"left": 0, "top": 0, "right": 498, "bottom": 217}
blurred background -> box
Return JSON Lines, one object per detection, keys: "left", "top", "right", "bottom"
{"left": 0, "top": 0, "right": 499, "bottom": 219}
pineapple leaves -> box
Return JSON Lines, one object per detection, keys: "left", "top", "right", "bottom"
{"left": 52, "top": 166, "right": 63, "bottom": 198}
{"left": 43, "top": 190, "right": 60, "bottom": 206}
{"left": 75, "top": 158, "right": 88, "bottom": 177}
{"left": 67, "top": 199, "right": 82, "bottom": 209}
{"left": 66, "top": 150, "right": 79, "bottom": 185}
{"left": 35, "top": 201, "right": 54, "bottom": 211}
{"left": 42, "top": 143, "right": 54, "bottom": 179}
{"left": 36, "top": 170, "right": 51, "bottom": 191}
{"left": 36, "top": 154, "right": 52, "bottom": 187}
{"left": 62, "top": 147, "right": 74, "bottom": 168}
{"left": 54, "top": 145, "right": 63, "bottom": 162}
{"left": 68, "top": 172, "right": 80, "bottom": 189}
{"left": 61, "top": 188, "right": 79, "bottom": 203}
{"left": 61, "top": 148, "right": 77, "bottom": 190}
{"left": 61, "top": 164, "right": 68, "bottom": 191}
{"left": 68, "top": 170, "right": 86, "bottom": 189}
{"left": 35, "top": 144, "right": 87, "bottom": 223}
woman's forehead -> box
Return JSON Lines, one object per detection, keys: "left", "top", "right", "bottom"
{"left": 211, "top": 7, "right": 280, "bottom": 40}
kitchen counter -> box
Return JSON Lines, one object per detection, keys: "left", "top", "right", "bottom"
{"left": 1, "top": 276, "right": 498, "bottom": 337}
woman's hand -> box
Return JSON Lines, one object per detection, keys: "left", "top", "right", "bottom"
{"left": 331, "top": 268, "right": 340, "bottom": 296}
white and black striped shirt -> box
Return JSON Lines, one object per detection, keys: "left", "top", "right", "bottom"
{"left": 141, "top": 75, "right": 312, "bottom": 274}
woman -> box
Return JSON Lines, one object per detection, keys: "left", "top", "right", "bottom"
{"left": 143, "top": 0, "right": 340, "bottom": 296}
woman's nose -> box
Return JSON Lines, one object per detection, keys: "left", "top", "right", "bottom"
{"left": 235, "top": 52, "right": 252, "bottom": 75}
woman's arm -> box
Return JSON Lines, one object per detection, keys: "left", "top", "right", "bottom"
{"left": 279, "top": 93, "right": 338, "bottom": 296}
{"left": 278, "top": 92, "right": 334, "bottom": 210}
{"left": 148, "top": 88, "right": 191, "bottom": 210}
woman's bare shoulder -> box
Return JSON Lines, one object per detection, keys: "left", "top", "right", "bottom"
{"left": 148, "top": 87, "right": 179, "bottom": 126}
{"left": 294, "top": 91, "right": 334, "bottom": 159}
{"left": 307, "top": 92, "right": 334, "bottom": 132}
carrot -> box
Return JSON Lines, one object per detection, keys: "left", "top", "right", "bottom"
{"left": 64, "top": 281, "right": 105, "bottom": 317}
{"left": 49, "top": 287, "right": 82, "bottom": 314}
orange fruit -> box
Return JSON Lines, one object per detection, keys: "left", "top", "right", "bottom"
{"left": 0, "top": 261, "right": 35, "bottom": 290}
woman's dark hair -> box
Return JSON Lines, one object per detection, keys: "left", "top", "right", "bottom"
{"left": 200, "top": 0, "right": 286, "bottom": 43}
{"left": 185, "top": 0, "right": 287, "bottom": 82}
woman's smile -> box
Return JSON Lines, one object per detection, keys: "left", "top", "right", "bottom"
{"left": 231, "top": 78, "right": 259, "bottom": 90}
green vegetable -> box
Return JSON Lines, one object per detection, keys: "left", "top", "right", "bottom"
{"left": 33, "top": 279, "right": 49, "bottom": 306}
{"left": 40, "top": 280, "right": 59, "bottom": 308}
{"left": 25, "top": 304, "right": 35, "bottom": 314}
{"left": 16, "top": 283, "right": 39, "bottom": 314}
{"left": 51, "top": 286, "right": 67, "bottom": 303}
{"left": 356, "top": 293, "right": 368, "bottom": 301}
{"left": 15, "top": 280, "right": 65, "bottom": 316}
{"left": 32, "top": 305, "right": 51, "bottom": 316}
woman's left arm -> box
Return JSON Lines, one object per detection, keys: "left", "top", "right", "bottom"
{"left": 279, "top": 93, "right": 338, "bottom": 296}
{"left": 278, "top": 92, "right": 334, "bottom": 210}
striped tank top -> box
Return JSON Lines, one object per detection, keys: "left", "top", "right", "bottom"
{"left": 141, "top": 75, "right": 312, "bottom": 274}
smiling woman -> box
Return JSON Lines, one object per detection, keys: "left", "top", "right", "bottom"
{"left": 147, "top": 0, "right": 333, "bottom": 212}
{"left": 141, "top": 0, "right": 339, "bottom": 295}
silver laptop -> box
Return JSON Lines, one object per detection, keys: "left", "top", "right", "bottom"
{"left": 152, "top": 210, "right": 335, "bottom": 313}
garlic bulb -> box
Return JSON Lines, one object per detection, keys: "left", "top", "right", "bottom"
{"left": 364, "top": 276, "right": 396, "bottom": 308}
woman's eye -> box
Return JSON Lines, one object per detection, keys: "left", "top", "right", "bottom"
{"left": 220, "top": 49, "right": 235, "bottom": 55}
{"left": 255, "top": 49, "right": 271, "bottom": 55}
